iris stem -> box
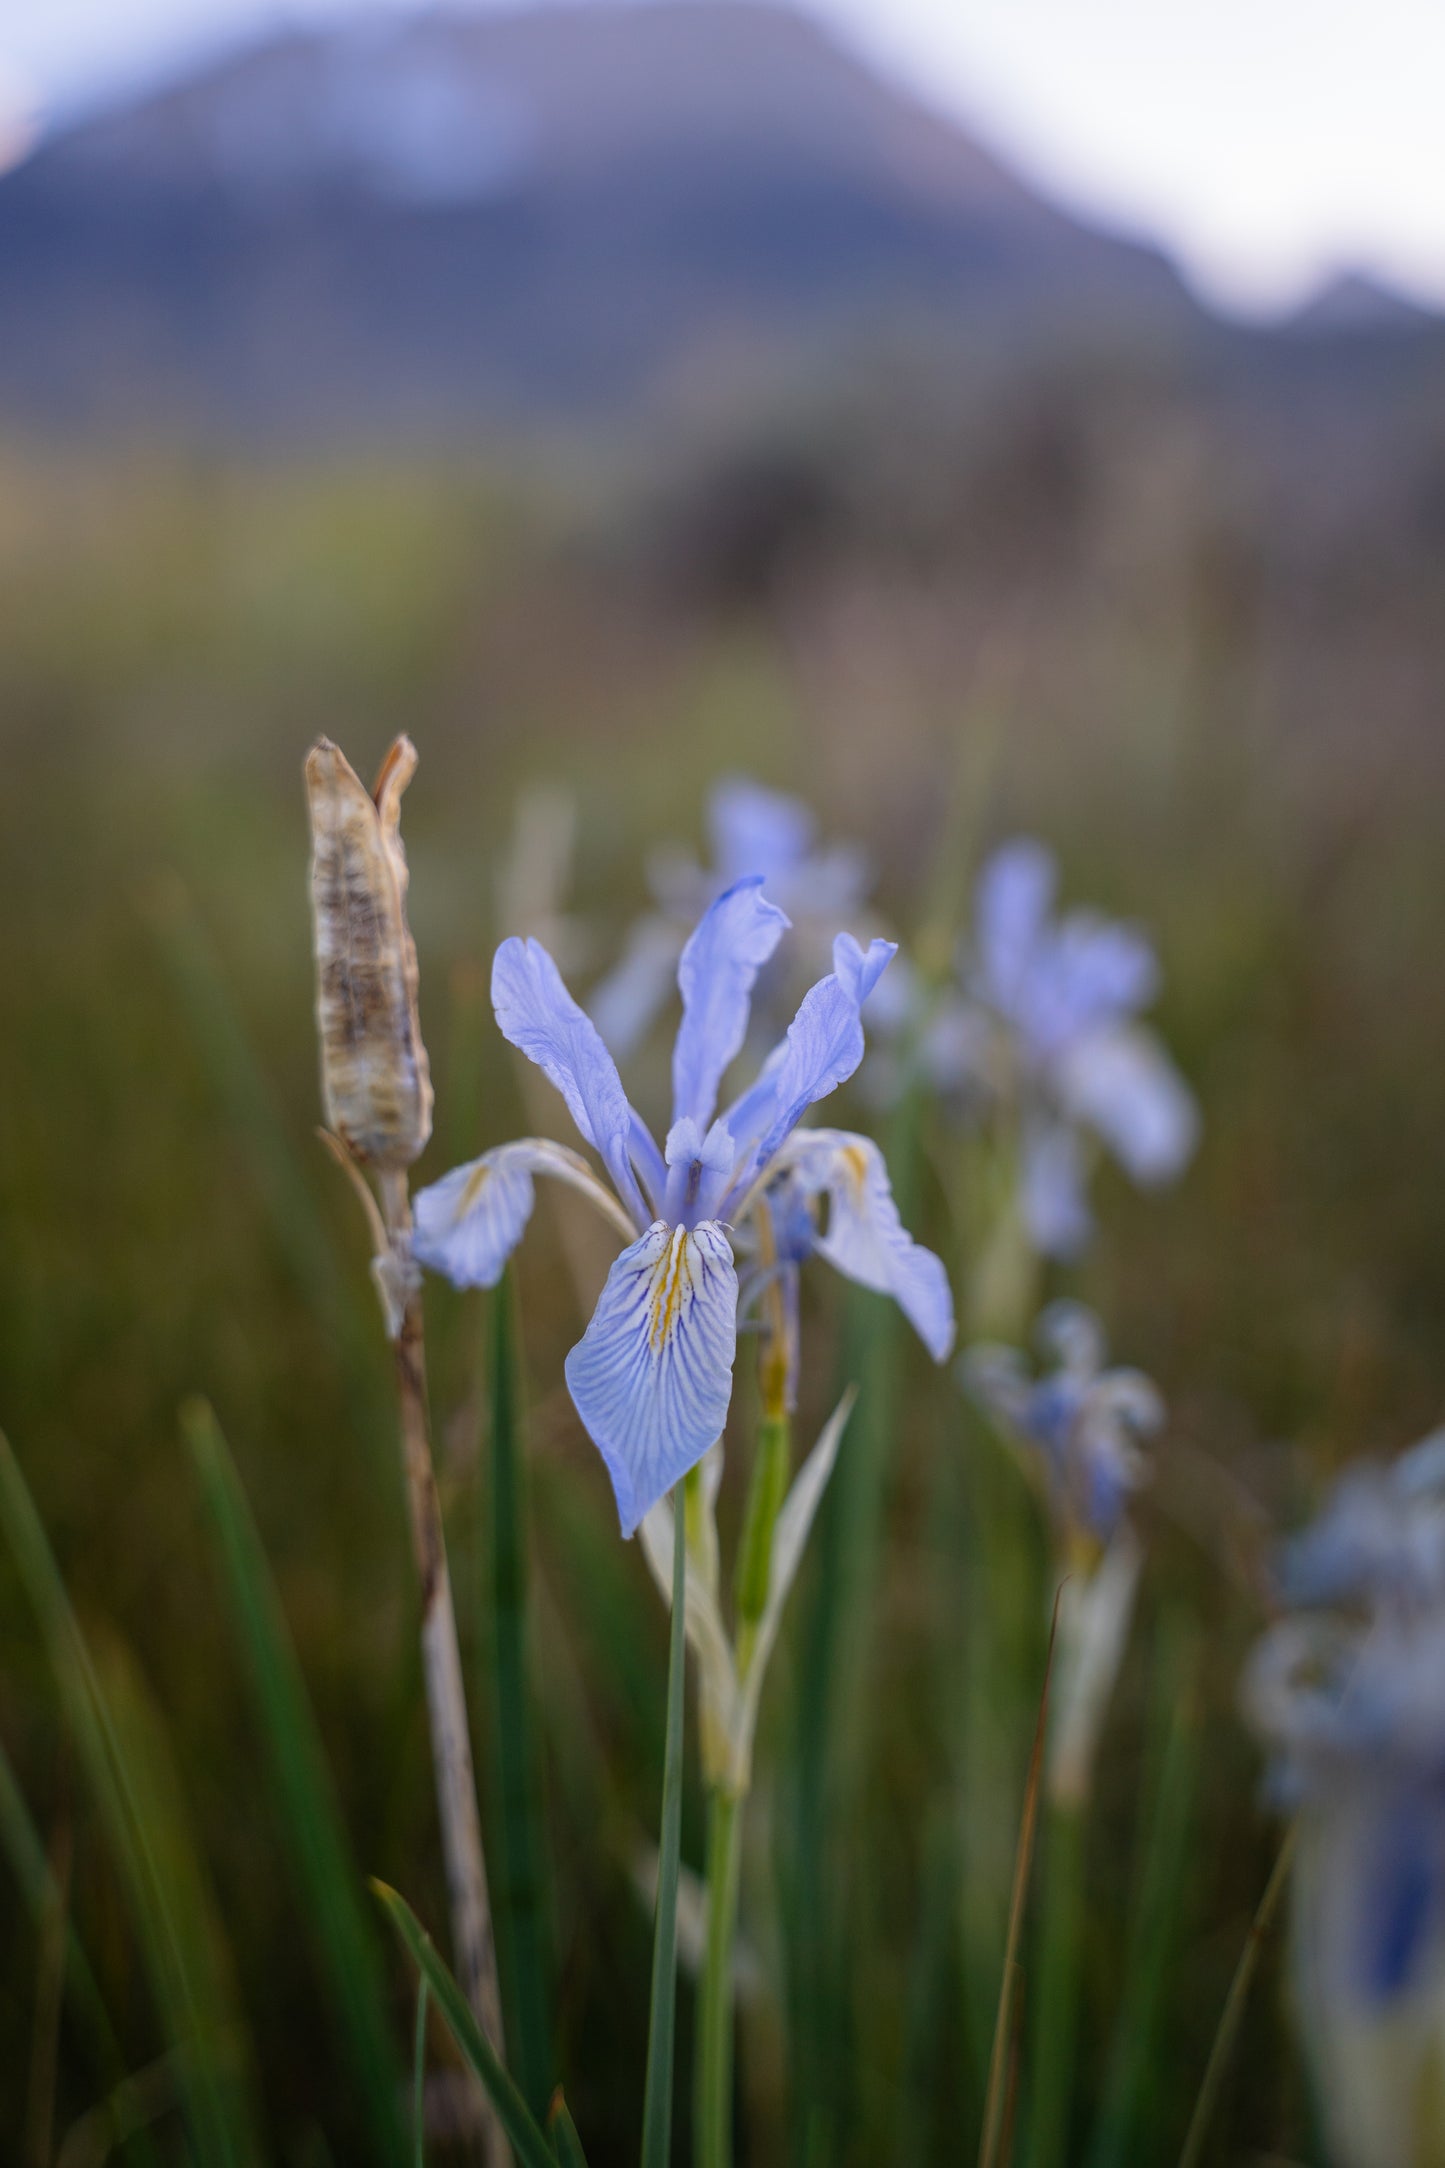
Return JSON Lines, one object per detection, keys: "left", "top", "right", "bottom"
{"left": 382, "top": 1172, "right": 509, "bottom": 2168}
{"left": 640, "top": 1484, "right": 688, "bottom": 2168}
{"left": 696, "top": 1783, "right": 745, "bottom": 2168}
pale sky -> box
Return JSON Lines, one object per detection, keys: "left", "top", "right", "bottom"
{"left": 1, "top": 0, "right": 1441, "bottom": 315}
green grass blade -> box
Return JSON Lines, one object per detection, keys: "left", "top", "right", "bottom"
{"left": 0, "top": 1733, "right": 165, "bottom": 2168}
{"left": 371, "top": 1879, "right": 557, "bottom": 2168}
{"left": 1177, "top": 1825, "right": 1297, "bottom": 2168}
{"left": 487, "top": 1271, "right": 555, "bottom": 2120}
{"left": 0, "top": 1427, "right": 260, "bottom": 2168}
{"left": 640, "top": 1484, "right": 687, "bottom": 2168}
{"left": 183, "top": 1398, "right": 409, "bottom": 2166}
{"left": 1023, "top": 1797, "right": 1085, "bottom": 2168}
{"left": 979, "top": 1585, "right": 1064, "bottom": 2168}
{"left": 413, "top": 1980, "right": 429, "bottom": 2168}
{"left": 92, "top": 1637, "right": 268, "bottom": 2166}
{"left": 547, "top": 2088, "right": 590, "bottom": 2168}
{"left": 1087, "top": 1624, "right": 1202, "bottom": 2168}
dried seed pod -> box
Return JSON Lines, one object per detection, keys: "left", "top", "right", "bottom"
{"left": 305, "top": 735, "right": 433, "bottom": 1170}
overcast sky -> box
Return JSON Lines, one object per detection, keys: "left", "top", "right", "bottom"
{"left": 1, "top": 0, "right": 1440, "bottom": 315}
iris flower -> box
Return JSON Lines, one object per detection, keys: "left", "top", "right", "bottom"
{"left": 588, "top": 777, "right": 873, "bottom": 1059}
{"left": 413, "top": 877, "right": 954, "bottom": 1535}
{"left": 1245, "top": 1434, "right": 1445, "bottom": 2168}
{"left": 925, "top": 839, "right": 1198, "bottom": 1258}
{"left": 964, "top": 1303, "right": 1162, "bottom": 1803}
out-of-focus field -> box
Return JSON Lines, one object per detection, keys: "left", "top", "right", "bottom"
{"left": 2, "top": 375, "right": 1444, "bottom": 2162}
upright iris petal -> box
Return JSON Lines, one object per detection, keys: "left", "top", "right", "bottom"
{"left": 491, "top": 936, "right": 656, "bottom": 1225}
{"left": 566, "top": 1221, "right": 738, "bottom": 1537}
{"left": 671, "top": 877, "right": 789, "bottom": 1131}
{"left": 726, "top": 933, "right": 897, "bottom": 1177}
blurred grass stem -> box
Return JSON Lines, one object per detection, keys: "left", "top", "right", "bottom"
{"left": 380, "top": 1170, "right": 508, "bottom": 2167}
{"left": 1024, "top": 1796, "right": 1085, "bottom": 2168}
{"left": 1177, "top": 1824, "right": 1297, "bottom": 2168}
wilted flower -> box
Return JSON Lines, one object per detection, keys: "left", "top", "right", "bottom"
{"left": 413, "top": 878, "right": 953, "bottom": 1535}
{"left": 1245, "top": 1434, "right": 1445, "bottom": 2168}
{"left": 588, "top": 776, "right": 873, "bottom": 1058}
{"left": 304, "top": 735, "right": 433, "bottom": 1172}
{"left": 964, "top": 1303, "right": 1163, "bottom": 1803}
{"left": 929, "top": 839, "right": 1197, "bottom": 1259}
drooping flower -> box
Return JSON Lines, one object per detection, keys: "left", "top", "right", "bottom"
{"left": 587, "top": 777, "right": 874, "bottom": 1059}
{"left": 964, "top": 1303, "right": 1163, "bottom": 1803}
{"left": 926, "top": 839, "right": 1198, "bottom": 1259}
{"left": 413, "top": 879, "right": 954, "bottom": 1535}
{"left": 1244, "top": 1433, "right": 1445, "bottom": 2168}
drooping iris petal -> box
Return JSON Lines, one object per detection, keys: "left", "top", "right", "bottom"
{"left": 724, "top": 935, "right": 897, "bottom": 1178}
{"left": 492, "top": 936, "right": 652, "bottom": 1226}
{"left": 709, "top": 778, "right": 814, "bottom": 886}
{"left": 1058, "top": 1023, "right": 1198, "bottom": 1183}
{"left": 587, "top": 916, "right": 685, "bottom": 1061}
{"left": 412, "top": 1138, "right": 637, "bottom": 1290}
{"left": 976, "top": 839, "right": 1055, "bottom": 1017}
{"left": 671, "top": 877, "right": 790, "bottom": 1131}
{"left": 565, "top": 1220, "right": 738, "bottom": 1537}
{"left": 787, "top": 1129, "right": 955, "bottom": 1360}
{"left": 1020, "top": 1118, "right": 1092, "bottom": 1259}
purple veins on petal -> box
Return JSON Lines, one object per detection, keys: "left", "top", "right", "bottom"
{"left": 565, "top": 1219, "right": 738, "bottom": 1538}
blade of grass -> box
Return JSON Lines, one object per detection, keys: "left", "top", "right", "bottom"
{"left": 372, "top": 1879, "right": 556, "bottom": 2168}
{"left": 1087, "top": 1623, "right": 1202, "bottom": 2168}
{"left": 979, "top": 1584, "right": 1065, "bottom": 2168}
{"left": 0, "top": 1729, "right": 164, "bottom": 2168}
{"left": 547, "top": 2089, "right": 589, "bottom": 2168}
{"left": 640, "top": 1484, "right": 687, "bottom": 2168}
{"left": 0, "top": 1428, "right": 259, "bottom": 2168}
{"left": 91, "top": 1636, "right": 266, "bottom": 2166}
{"left": 413, "top": 1980, "right": 430, "bottom": 2168}
{"left": 183, "top": 1398, "right": 409, "bottom": 2166}
{"left": 487, "top": 1272, "right": 555, "bottom": 2121}
{"left": 1177, "top": 1825, "right": 1297, "bottom": 2168}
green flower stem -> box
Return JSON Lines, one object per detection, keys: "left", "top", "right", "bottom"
{"left": 733, "top": 1412, "right": 791, "bottom": 1672}
{"left": 1025, "top": 1797, "right": 1086, "bottom": 2168}
{"left": 696, "top": 1783, "right": 745, "bottom": 2168}
{"left": 640, "top": 1484, "right": 688, "bottom": 2168}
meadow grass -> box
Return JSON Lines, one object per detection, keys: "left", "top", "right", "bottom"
{"left": 0, "top": 428, "right": 1443, "bottom": 2161}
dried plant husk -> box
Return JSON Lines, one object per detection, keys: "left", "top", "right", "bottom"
{"left": 305, "top": 735, "right": 433, "bottom": 1170}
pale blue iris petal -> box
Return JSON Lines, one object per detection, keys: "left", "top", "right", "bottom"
{"left": 587, "top": 916, "right": 684, "bottom": 1061}
{"left": 1027, "top": 915, "right": 1159, "bottom": 1055}
{"left": 492, "top": 935, "right": 651, "bottom": 1225}
{"left": 725, "top": 937, "right": 896, "bottom": 1179}
{"left": 832, "top": 932, "right": 897, "bottom": 1006}
{"left": 412, "top": 1144, "right": 539, "bottom": 1288}
{"left": 708, "top": 778, "right": 815, "bottom": 885}
{"left": 790, "top": 1129, "right": 955, "bottom": 1360}
{"left": 1021, "top": 1119, "right": 1092, "bottom": 1259}
{"left": 977, "top": 839, "right": 1056, "bottom": 1015}
{"left": 672, "top": 877, "right": 791, "bottom": 1131}
{"left": 1058, "top": 1024, "right": 1198, "bottom": 1183}
{"left": 565, "top": 1220, "right": 739, "bottom": 1538}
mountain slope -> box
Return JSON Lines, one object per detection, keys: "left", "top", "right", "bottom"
{"left": 0, "top": 2, "right": 1197, "bottom": 437}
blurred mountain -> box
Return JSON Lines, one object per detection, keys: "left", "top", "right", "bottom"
{"left": 1288, "top": 269, "right": 1441, "bottom": 336}
{"left": 0, "top": 1, "right": 1205, "bottom": 438}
